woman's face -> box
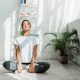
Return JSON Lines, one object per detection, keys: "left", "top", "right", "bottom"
{"left": 22, "top": 21, "right": 31, "bottom": 32}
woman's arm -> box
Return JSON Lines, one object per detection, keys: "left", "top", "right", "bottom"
{"left": 31, "top": 45, "right": 37, "bottom": 64}
{"left": 28, "top": 45, "right": 38, "bottom": 73}
{"left": 15, "top": 45, "right": 23, "bottom": 73}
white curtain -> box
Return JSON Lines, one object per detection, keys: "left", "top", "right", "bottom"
{"left": 0, "top": 0, "right": 80, "bottom": 61}
{"left": 37, "top": 0, "right": 80, "bottom": 59}
{"left": 37, "top": 0, "right": 73, "bottom": 33}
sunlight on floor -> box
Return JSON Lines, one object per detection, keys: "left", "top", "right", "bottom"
{"left": 6, "top": 70, "right": 38, "bottom": 80}
{"left": 0, "top": 65, "right": 2, "bottom": 69}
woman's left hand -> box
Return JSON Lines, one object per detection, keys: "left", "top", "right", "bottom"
{"left": 28, "top": 63, "right": 35, "bottom": 73}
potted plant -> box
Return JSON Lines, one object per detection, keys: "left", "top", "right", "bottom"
{"left": 43, "top": 29, "right": 80, "bottom": 64}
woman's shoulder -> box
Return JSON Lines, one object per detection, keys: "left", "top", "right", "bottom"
{"left": 15, "top": 35, "right": 24, "bottom": 40}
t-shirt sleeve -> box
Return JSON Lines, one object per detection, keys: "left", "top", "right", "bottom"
{"left": 32, "top": 37, "right": 42, "bottom": 58}
{"left": 14, "top": 38, "right": 19, "bottom": 45}
{"left": 32, "top": 37, "right": 39, "bottom": 46}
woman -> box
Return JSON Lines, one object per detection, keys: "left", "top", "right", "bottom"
{"left": 3, "top": 20, "right": 50, "bottom": 73}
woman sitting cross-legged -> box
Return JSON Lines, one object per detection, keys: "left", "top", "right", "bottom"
{"left": 3, "top": 20, "right": 50, "bottom": 73}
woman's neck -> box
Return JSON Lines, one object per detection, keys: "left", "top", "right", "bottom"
{"left": 23, "top": 31, "right": 30, "bottom": 36}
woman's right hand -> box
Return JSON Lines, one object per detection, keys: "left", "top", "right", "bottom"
{"left": 17, "top": 64, "right": 23, "bottom": 73}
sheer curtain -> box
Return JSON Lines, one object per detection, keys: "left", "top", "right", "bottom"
{"left": 37, "top": 0, "right": 73, "bottom": 33}
{"left": 1, "top": 0, "right": 80, "bottom": 61}
{"left": 36, "top": 0, "right": 73, "bottom": 59}
{"left": 37, "top": 0, "right": 80, "bottom": 59}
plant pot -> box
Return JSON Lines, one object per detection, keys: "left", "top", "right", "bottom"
{"left": 59, "top": 56, "right": 68, "bottom": 64}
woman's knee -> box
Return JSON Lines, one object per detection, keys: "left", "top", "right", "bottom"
{"left": 35, "top": 62, "right": 50, "bottom": 73}
{"left": 37, "top": 62, "right": 50, "bottom": 69}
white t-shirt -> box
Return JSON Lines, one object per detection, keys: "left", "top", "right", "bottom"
{"left": 14, "top": 36, "right": 38, "bottom": 63}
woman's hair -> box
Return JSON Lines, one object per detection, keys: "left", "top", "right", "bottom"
{"left": 21, "top": 20, "right": 31, "bottom": 28}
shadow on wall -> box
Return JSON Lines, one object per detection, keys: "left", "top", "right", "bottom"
{"left": 0, "top": 0, "right": 18, "bottom": 61}
{"left": 60, "top": 19, "right": 80, "bottom": 34}
{"left": 67, "top": 19, "right": 80, "bottom": 38}
{"left": 43, "top": 18, "right": 80, "bottom": 60}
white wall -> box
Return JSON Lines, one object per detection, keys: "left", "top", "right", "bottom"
{"left": 0, "top": 0, "right": 18, "bottom": 61}
{"left": 0, "top": 0, "right": 80, "bottom": 61}
{"left": 37, "top": 0, "right": 80, "bottom": 60}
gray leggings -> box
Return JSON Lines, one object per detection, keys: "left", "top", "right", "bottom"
{"left": 3, "top": 61, "right": 50, "bottom": 73}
